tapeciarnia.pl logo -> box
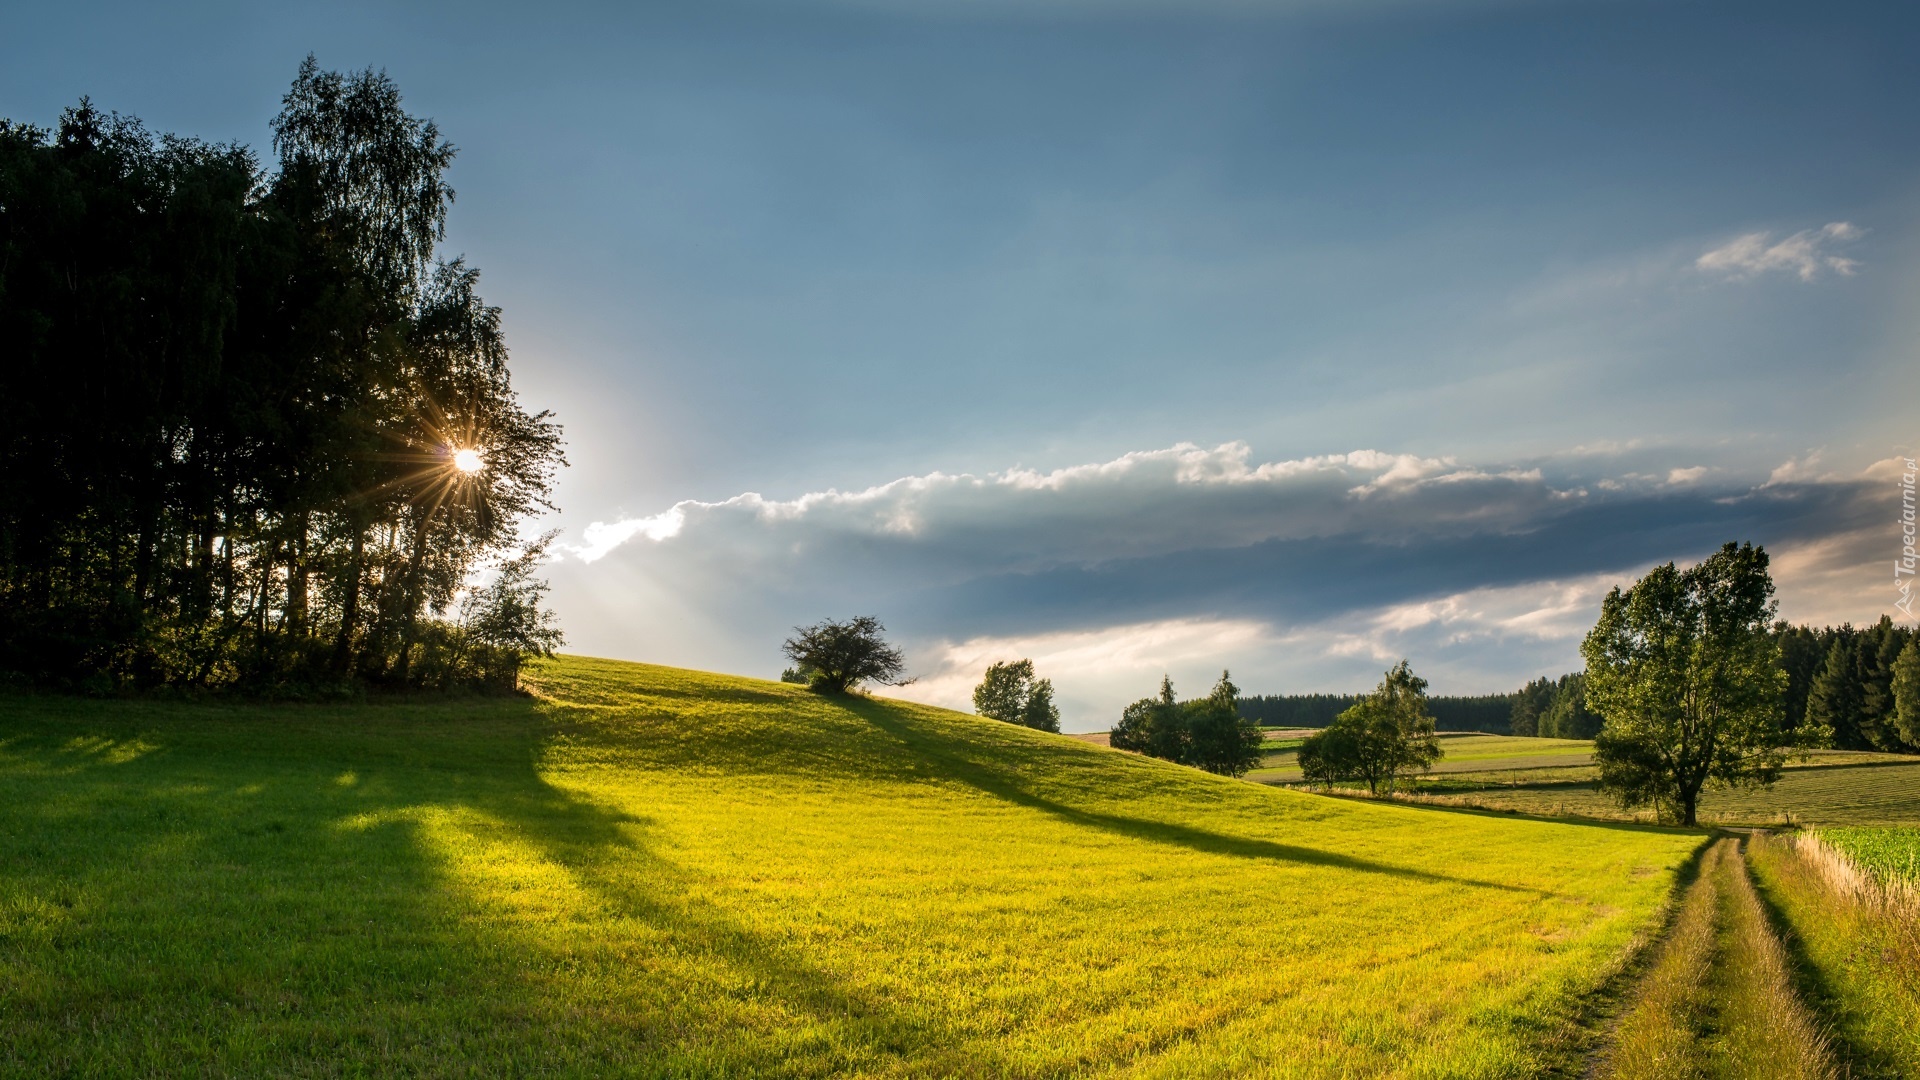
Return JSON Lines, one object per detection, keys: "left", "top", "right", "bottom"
{"left": 1899, "top": 458, "right": 1917, "bottom": 618}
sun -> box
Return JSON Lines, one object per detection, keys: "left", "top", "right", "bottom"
{"left": 451, "top": 447, "right": 486, "bottom": 474}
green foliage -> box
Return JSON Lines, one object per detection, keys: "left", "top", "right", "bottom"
{"left": 1509, "top": 677, "right": 1554, "bottom": 738}
{"left": 1895, "top": 639, "right": 1920, "bottom": 748}
{"left": 0, "top": 655, "right": 1703, "bottom": 1076}
{"left": 780, "top": 615, "right": 909, "bottom": 694}
{"left": 1584, "top": 542, "right": 1802, "bottom": 826}
{"left": 1110, "top": 672, "right": 1262, "bottom": 775}
{"left": 1184, "top": 671, "right": 1264, "bottom": 777}
{"left": 456, "top": 533, "right": 566, "bottom": 691}
{"left": 1111, "top": 676, "right": 1187, "bottom": 761}
{"left": 0, "top": 61, "right": 563, "bottom": 693}
{"left": 971, "top": 659, "right": 1060, "bottom": 733}
{"left": 1296, "top": 661, "right": 1442, "bottom": 794}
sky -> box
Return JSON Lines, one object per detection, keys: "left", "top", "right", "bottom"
{"left": 8, "top": 0, "right": 1917, "bottom": 729}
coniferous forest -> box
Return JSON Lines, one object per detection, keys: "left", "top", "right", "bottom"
{"left": 0, "top": 59, "right": 564, "bottom": 693}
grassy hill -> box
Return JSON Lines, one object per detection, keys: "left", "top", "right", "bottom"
{"left": 0, "top": 656, "right": 1703, "bottom": 1077}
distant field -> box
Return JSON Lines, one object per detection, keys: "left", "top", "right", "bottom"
{"left": 0, "top": 657, "right": 1701, "bottom": 1077}
{"left": 1250, "top": 733, "right": 1920, "bottom": 826}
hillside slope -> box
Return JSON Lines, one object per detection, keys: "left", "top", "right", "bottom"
{"left": 0, "top": 655, "right": 1701, "bottom": 1077}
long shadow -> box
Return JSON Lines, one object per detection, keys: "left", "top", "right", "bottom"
{"left": 850, "top": 700, "right": 1554, "bottom": 897}
{"left": 1744, "top": 850, "right": 1906, "bottom": 1080}
{"left": 439, "top": 699, "right": 1010, "bottom": 1074}
{"left": 0, "top": 694, "right": 997, "bottom": 1076}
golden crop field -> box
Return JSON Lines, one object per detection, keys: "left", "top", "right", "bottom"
{"left": 0, "top": 656, "right": 1704, "bottom": 1077}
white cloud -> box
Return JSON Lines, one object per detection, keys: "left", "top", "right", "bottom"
{"left": 573, "top": 508, "right": 685, "bottom": 562}
{"left": 894, "top": 617, "right": 1278, "bottom": 728}
{"left": 1666, "top": 466, "right": 1708, "bottom": 485}
{"left": 1695, "top": 221, "right": 1862, "bottom": 281}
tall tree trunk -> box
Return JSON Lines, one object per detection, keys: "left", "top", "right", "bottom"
{"left": 392, "top": 510, "right": 433, "bottom": 686}
{"left": 332, "top": 524, "right": 366, "bottom": 673}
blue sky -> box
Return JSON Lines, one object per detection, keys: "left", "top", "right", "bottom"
{"left": 9, "top": 0, "right": 1916, "bottom": 726}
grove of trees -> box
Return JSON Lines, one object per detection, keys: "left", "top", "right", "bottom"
{"left": 972, "top": 659, "right": 1061, "bottom": 733}
{"left": 1110, "top": 671, "right": 1264, "bottom": 777}
{"left": 0, "top": 59, "right": 565, "bottom": 693}
{"left": 1295, "top": 661, "right": 1442, "bottom": 794}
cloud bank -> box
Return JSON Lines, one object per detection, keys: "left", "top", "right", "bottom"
{"left": 545, "top": 443, "right": 1898, "bottom": 729}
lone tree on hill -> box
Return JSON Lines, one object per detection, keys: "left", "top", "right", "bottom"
{"left": 973, "top": 659, "right": 1061, "bottom": 733}
{"left": 1582, "top": 541, "right": 1814, "bottom": 826}
{"left": 1296, "top": 661, "right": 1441, "bottom": 794}
{"left": 782, "top": 616, "right": 912, "bottom": 694}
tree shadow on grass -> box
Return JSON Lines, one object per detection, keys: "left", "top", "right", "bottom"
{"left": 848, "top": 700, "right": 1554, "bottom": 897}
{"left": 0, "top": 695, "right": 1003, "bottom": 1077}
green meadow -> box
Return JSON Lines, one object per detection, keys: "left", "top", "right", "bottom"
{"left": 0, "top": 656, "right": 1704, "bottom": 1078}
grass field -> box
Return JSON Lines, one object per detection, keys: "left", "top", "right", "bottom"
{"left": 1251, "top": 733, "right": 1920, "bottom": 826}
{"left": 0, "top": 656, "right": 1705, "bottom": 1077}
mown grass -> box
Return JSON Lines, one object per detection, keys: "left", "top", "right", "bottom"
{"left": 1601, "top": 838, "right": 1832, "bottom": 1080}
{"left": 0, "top": 655, "right": 1703, "bottom": 1077}
{"left": 1748, "top": 832, "right": 1920, "bottom": 1079}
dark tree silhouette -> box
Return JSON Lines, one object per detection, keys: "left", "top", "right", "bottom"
{"left": 782, "top": 617, "right": 911, "bottom": 694}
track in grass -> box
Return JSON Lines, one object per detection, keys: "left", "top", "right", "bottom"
{"left": 0, "top": 656, "right": 1702, "bottom": 1077}
{"left": 1596, "top": 836, "right": 1834, "bottom": 1080}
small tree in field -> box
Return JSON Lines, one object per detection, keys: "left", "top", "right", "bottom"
{"left": 973, "top": 659, "right": 1061, "bottom": 732}
{"left": 1295, "top": 661, "right": 1440, "bottom": 794}
{"left": 1185, "top": 670, "right": 1264, "bottom": 776}
{"left": 1583, "top": 542, "right": 1811, "bottom": 826}
{"left": 459, "top": 532, "right": 566, "bottom": 690}
{"left": 781, "top": 616, "right": 911, "bottom": 694}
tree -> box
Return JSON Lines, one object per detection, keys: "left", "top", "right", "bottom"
{"left": 458, "top": 532, "right": 565, "bottom": 690}
{"left": 1111, "top": 676, "right": 1188, "bottom": 762}
{"left": 1295, "top": 661, "right": 1441, "bottom": 794}
{"left": 1805, "top": 634, "right": 1865, "bottom": 751}
{"left": 1582, "top": 542, "right": 1811, "bottom": 826}
{"left": 972, "top": 659, "right": 1061, "bottom": 732}
{"left": 973, "top": 659, "right": 1060, "bottom": 732}
{"left": 1184, "top": 670, "right": 1264, "bottom": 776}
{"left": 1539, "top": 673, "right": 1599, "bottom": 739}
{"left": 1021, "top": 677, "right": 1061, "bottom": 733}
{"left": 0, "top": 61, "right": 563, "bottom": 693}
{"left": 1893, "top": 638, "right": 1920, "bottom": 749}
{"left": 781, "top": 616, "right": 911, "bottom": 694}
{"left": 1508, "top": 676, "right": 1553, "bottom": 737}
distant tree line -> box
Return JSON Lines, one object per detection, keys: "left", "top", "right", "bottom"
{"left": 1507, "top": 674, "right": 1596, "bottom": 740}
{"left": 1238, "top": 692, "right": 1514, "bottom": 734}
{"left": 0, "top": 59, "right": 564, "bottom": 693}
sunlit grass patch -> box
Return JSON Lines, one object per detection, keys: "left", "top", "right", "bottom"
{"left": 0, "top": 655, "right": 1704, "bottom": 1076}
